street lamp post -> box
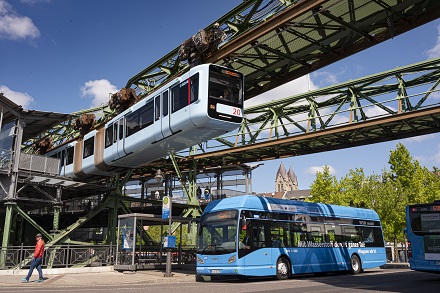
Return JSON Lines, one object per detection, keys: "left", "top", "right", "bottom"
{"left": 163, "top": 173, "right": 174, "bottom": 277}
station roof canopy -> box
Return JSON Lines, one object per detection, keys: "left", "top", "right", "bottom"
{"left": 0, "top": 93, "right": 70, "bottom": 141}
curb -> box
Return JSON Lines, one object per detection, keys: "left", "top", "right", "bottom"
{"left": 0, "top": 266, "right": 114, "bottom": 276}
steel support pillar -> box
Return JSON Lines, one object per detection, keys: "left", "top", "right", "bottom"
{"left": 0, "top": 202, "right": 15, "bottom": 267}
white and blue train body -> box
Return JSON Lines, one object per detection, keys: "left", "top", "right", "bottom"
{"left": 47, "top": 63, "right": 244, "bottom": 179}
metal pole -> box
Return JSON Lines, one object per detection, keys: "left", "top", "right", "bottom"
{"left": 164, "top": 175, "right": 173, "bottom": 277}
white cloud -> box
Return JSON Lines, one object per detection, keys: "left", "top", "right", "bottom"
{"left": 80, "top": 79, "right": 117, "bottom": 107}
{"left": 432, "top": 144, "right": 440, "bottom": 164}
{"left": 402, "top": 133, "right": 436, "bottom": 143}
{"left": 311, "top": 71, "right": 339, "bottom": 86}
{"left": 20, "top": 0, "right": 51, "bottom": 4}
{"left": 0, "top": 0, "right": 40, "bottom": 40}
{"left": 427, "top": 24, "right": 440, "bottom": 59}
{"left": 0, "top": 85, "right": 34, "bottom": 108}
{"left": 305, "top": 165, "right": 336, "bottom": 175}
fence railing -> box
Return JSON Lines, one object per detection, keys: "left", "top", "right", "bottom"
{"left": 0, "top": 244, "right": 196, "bottom": 270}
{"left": 0, "top": 244, "right": 115, "bottom": 270}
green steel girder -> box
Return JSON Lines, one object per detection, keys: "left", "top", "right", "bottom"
{"left": 235, "top": 57, "right": 440, "bottom": 146}
{"left": 22, "top": 0, "right": 440, "bottom": 151}
{"left": 126, "top": 0, "right": 293, "bottom": 99}
{"left": 135, "top": 57, "right": 440, "bottom": 171}
{"left": 22, "top": 104, "right": 113, "bottom": 154}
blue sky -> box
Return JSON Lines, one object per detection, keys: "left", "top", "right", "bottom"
{"left": 1, "top": 0, "right": 440, "bottom": 194}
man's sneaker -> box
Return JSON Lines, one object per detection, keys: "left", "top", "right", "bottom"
{"left": 36, "top": 278, "right": 44, "bottom": 283}
{"left": 21, "top": 278, "right": 28, "bottom": 283}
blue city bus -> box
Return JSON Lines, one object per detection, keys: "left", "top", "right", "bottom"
{"left": 196, "top": 195, "right": 387, "bottom": 280}
{"left": 405, "top": 201, "right": 440, "bottom": 273}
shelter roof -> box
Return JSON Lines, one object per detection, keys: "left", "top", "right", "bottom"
{"left": 0, "top": 93, "right": 70, "bottom": 141}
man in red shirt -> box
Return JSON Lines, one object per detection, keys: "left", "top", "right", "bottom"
{"left": 22, "top": 233, "right": 45, "bottom": 283}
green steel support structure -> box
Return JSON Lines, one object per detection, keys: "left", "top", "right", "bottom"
{"left": 2, "top": 0, "right": 440, "bottom": 269}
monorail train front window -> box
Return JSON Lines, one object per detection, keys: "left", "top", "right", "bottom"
{"left": 208, "top": 65, "right": 243, "bottom": 106}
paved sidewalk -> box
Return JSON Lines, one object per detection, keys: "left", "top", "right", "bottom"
{"left": 0, "top": 268, "right": 195, "bottom": 287}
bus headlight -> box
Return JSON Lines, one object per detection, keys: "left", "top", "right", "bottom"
{"left": 228, "top": 255, "right": 236, "bottom": 263}
{"left": 197, "top": 257, "right": 204, "bottom": 264}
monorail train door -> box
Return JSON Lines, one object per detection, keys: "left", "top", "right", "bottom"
{"left": 153, "top": 90, "right": 172, "bottom": 141}
{"left": 161, "top": 90, "right": 172, "bottom": 138}
{"left": 116, "top": 117, "right": 127, "bottom": 158}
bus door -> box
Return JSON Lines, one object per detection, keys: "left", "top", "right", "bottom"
{"left": 116, "top": 118, "right": 127, "bottom": 158}
{"left": 161, "top": 90, "right": 173, "bottom": 138}
{"left": 245, "top": 221, "right": 272, "bottom": 272}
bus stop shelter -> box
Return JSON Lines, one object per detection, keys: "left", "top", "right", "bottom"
{"left": 114, "top": 213, "right": 198, "bottom": 271}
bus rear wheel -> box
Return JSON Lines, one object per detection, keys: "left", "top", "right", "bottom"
{"left": 350, "top": 255, "right": 362, "bottom": 275}
{"left": 275, "top": 257, "right": 290, "bottom": 280}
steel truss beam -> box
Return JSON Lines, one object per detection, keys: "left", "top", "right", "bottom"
{"left": 133, "top": 57, "right": 440, "bottom": 174}
{"left": 22, "top": 0, "right": 440, "bottom": 151}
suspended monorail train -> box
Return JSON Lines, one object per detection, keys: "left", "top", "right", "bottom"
{"left": 46, "top": 63, "right": 244, "bottom": 179}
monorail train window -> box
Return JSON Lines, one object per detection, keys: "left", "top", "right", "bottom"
{"left": 66, "top": 146, "right": 74, "bottom": 165}
{"left": 208, "top": 66, "right": 243, "bottom": 105}
{"left": 126, "top": 111, "right": 140, "bottom": 137}
{"left": 113, "top": 123, "right": 118, "bottom": 143}
{"left": 105, "top": 125, "right": 113, "bottom": 148}
{"left": 119, "top": 119, "right": 124, "bottom": 140}
{"left": 126, "top": 102, "right": 154, "bottom": 137}
{"left": 154, "top": 96, "right": 160, "bottom": 121}
{"left": 83, "top": 137, "right": 94, "bottom": 158}
{"left": 171, "top": 80, "right": 189, "bottom": 113}
{"left": 162, "top": 91, "right": 169, "bottom": 117}
{"left": 59, "top": 150, "right": 65, "bottom": 167}
{"left": 139, "top": 101, "right": 153, "bottom": 130}
{"left": 190, "top": 73, "right": 199, "bottom": 103}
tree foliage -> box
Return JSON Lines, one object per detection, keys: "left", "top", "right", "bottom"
{"left": 308, "top": 143, "right": 440, "bottom": 259}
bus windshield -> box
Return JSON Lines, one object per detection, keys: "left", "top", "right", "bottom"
{"left": 197, "top": 210, "right": 238, "bottom": 255}
{"left": 208, "top": 65, "right": 243, "bottom": 106}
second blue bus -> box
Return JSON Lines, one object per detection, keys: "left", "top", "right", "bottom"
{"left": 405, "top": 201, "right": 440, "bottom": 273}
{"left": 196, "top": 195, "right": 387, "bottom": 280}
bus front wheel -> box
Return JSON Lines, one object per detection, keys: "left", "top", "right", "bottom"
{"left": 350, "top": 255, "right": 362, "bottom": 275}
{"left": 275, "top": 257, "right": 290, "bottom": 280}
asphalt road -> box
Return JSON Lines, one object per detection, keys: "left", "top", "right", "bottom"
{"left": 0, "top": 269, "right": 439, "bottom": 293}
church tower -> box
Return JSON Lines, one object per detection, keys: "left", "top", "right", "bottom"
{"left": 275, "top": 162, "right": 298, "bottom": 192}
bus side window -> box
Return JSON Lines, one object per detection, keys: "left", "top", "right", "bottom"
{"left": 342, "top": 226, "right": 360, "bottom": 243}
{"left": 325, "top": 225, "right": 343, "bottom": 243}
{"left": 291, "top": 222, "right": 307, "bottom": 247}
{"left": 270, "top": 222, "right": 290, "bottom": 247}
{"left": 250, "top": 222, "right": 267, "bottom": 248}
{"left": 308, "top": 225, "right": 325, "bottom": 244}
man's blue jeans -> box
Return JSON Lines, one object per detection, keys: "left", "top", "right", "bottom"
{"left": 26, "top": 257, "right": 43, "bottom": 280}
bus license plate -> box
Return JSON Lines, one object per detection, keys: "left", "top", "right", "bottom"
{"left": 211, "top": 269, "right": 221, "bottom": 274}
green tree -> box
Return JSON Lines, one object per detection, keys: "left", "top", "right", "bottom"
{"left": 308, "top": 165, "right": 341, "bottom": 204}
{"left": 308, "top": 143, "right": 440, "bottom": 261}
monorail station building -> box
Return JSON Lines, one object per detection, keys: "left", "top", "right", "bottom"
{"left": 0, "top": 94, "right": 259, "bottom": 270}
{"left": 0, "top": 94, "right": 115, "bottom": 267}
